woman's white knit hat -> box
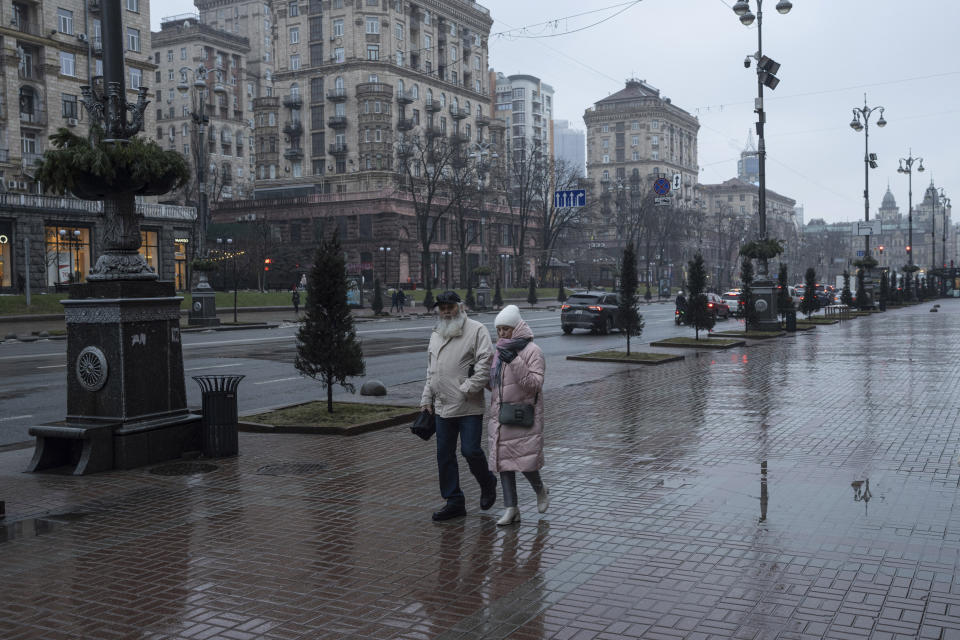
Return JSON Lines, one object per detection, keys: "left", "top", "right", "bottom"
{"left": 495, "top": 304, "right": 522, "bottom": 328}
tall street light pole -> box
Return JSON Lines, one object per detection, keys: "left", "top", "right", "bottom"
{"left": 178, "top": 65, "right": 210, "bottom": 260}
{"left": 940, "top": 190, "right": 951, "bottom": 279}
{"left": 217, "top": 237, "right": 238, "bottom": 323}
{"left": 897, "top": 152, "right": 923, "bottom": 277}
{"left": 849, "top": 94, "right": 886, "bottom": 306}
{"left": 732, "top": 0, "right": 792, "bottom": 329}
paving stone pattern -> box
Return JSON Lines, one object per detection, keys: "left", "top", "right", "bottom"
{"left": 3, "top": 303, "right": 960, "bottom": 639}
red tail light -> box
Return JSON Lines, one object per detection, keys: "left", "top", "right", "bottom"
{"left": 588, "top": 305, "right": 602, "bottom": 312}
{"left": 561, "top": 304, "right": 570, "bottom": 310}
{"left": 707, "top": 302, "right": 714, "bottom": 308}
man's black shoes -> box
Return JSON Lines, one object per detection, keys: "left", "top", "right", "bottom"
{"left": 432, "top": 503, "right": 467, "bottom": 521}
{"left": 480, "top": 476, "right": 498, "bottom": 511}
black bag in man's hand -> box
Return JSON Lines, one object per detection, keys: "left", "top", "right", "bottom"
{"left": 410, "top": 409, "right": 436, "bottom": 441}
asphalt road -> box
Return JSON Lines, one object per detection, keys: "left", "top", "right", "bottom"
{"left": 0, "top": 304, "right": 737, "bottom": 446}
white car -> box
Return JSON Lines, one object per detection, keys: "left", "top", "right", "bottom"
{"left": 721, "top": 291, "right": 742, "bottom": 315}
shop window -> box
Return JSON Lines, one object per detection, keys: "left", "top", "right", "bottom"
{"left": 45, "top": 226, "right": 90, "bottom": 287}
{"left": 138, "top": 229, "right": 159, "bottom": 274}
{"left": 173, "top": 235, "right": 189, "bottom": 290}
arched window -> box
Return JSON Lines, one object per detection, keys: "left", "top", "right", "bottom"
{"left": 439, "top": 92, "right": 446, "bottom": 107}
{"left": 426, "top": 88, "right": 432, "bottom": 103}
{"left": 465, "top": 100, "right": 470, "bottom": 113}
{"left": 397, "top": 79, "right": 404, "bottom": 93}
{"left": 335, "top": 76, "right": 344, "bottom": 89}
{"left": 412, "top": 84, "right": 419, "bottom": 99}
{"left": 290, "top": 82, "right": 300, "bottom": 98}
{"left": 452, "top": 97, "right": 458, "bottom": 110}
{"left": 476, "top": 104, "right": 483, "bottom": 117}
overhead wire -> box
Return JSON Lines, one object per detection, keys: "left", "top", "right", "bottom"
{"left": 491, "top": 2, "right": 644, "bottom": 39}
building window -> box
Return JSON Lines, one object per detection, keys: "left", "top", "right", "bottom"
{"left": 167, "top": 49, "right": 173, "bottom": 61}
{"left": 395, "top": 22, "right": 403, "bottom": 40}
{"left": 631, "top": 151, "right": 640, "bottom": 161}
{"left": 366, "top": 16, "right": 379, "bottom": 34}
{"left": 425, "top": 35, "right": 431, "bottom": 51}
{"left": 289, "top": 27, "right": 299, "bottom": 44}
{"left": 631, "top": 136, "right": 639, "bottom": 146}
{"left": 651, "top": 150, "right": 659, "bottom": 160}
{"left": 333, "top": 18, "right": 344, "bottom": 36}
{"left": 127, "top": 27, "right": 140, "bottom": 52}
{"left": 59, "top": 51, "right": 76, "bottom": 76}
{"left": 290, "top": 55, "right": 300, "bottom": 70}
{"left": 288, "top": 0, "right": 298, "bottom": 16}
{"left": 138, "top": 230, "right": 159, "bottom": 274}
{"left": 45, "top": 226, "right": 91, "bottom": 286}
{"left": 310, "top": 16, "right": 322, "bottom": 40}
{"left": 395, "top": 50, "right": 403, "bottom": 66}
{"left": 57, "top": 8, "right": 73, "bottom": 34}
{"left": 651, "top": 119, "right": 659, "bottom": 130}
{"left": 62, "top": 93, "right": 78, "bottom": 118}
{"left": 126, "top": 0, "right": 139, "bottom": 11}
{"left": 310, "top": 44, "right": 323, "bottom": 66}
{"left": 602, "top": 154, "right": 610, "bottom": 164}
{"left": 334, "top": 47, "right": 344, "bottom": 63}
{"left": 367, "top": 45, "right": 379, "bottom": 60}
{"left": 601, "top": 124, "right": 609, "bottom": 133}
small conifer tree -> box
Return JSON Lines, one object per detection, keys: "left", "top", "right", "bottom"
{"left": 527, "top": 276, "right": 538, "bottom": 305}
{"left": 686, "top": 252, "right": 715, "bottom": 339}
{"left": 800, "top": 267, "right": 819, "bottom": 317}
{"left": 295, "top": 232, "right": 366, "bottom": 413}
{"left": 465, "top": 283, "right": 475, "bottom": 310}
{"left": 617, "top": 242, "right": 644, "bottom": 355}
{"left": 841, "top": 270, "right": 853, "bottom": 305}
{"left": 740, "top": 258, "right": 756, "bottom": 329}
{"left": 776, "top": 263, "right": 793, "bottom": 320}
{"left": 371, "top": 278, "right": 384, "bottom": 315}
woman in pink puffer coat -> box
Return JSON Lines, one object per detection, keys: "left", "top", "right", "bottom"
{"left": 488, "top": 305, "right": 548, "bottom": 526}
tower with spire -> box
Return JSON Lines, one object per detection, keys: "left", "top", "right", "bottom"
{"left": 737, "top": 131, "right": 759, "bottom": 184}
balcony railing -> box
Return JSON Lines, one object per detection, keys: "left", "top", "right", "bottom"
{"left": 326, "top": 88, "right": 347, "bottom": 101}
{"left": 356, "top": 82, "right": 393, "bottom": 98}
{"left": 284, "top": 148, "right": 304, "bottom": 160}
{"left": 18, "top": 65, "right": 43, "bottom": 81}
{"left": 0, "top": 192, "right": 196, "bottom": 220}
{"left": 19, "top": 110, "right": 46, "bottom": 126}
{"left": 396, "top": 117, "right": 414, "bottom": 131}
{"left": 328, "top": 142, "right": 348, "bottom": 154}
{"left": 396, "top": 89, "right": 414, "bottom": 104}
{"left": 327, "top": 115, "right": 347, "bottom": 128}
{"left": 22, "top": 152, "right": 42, "bottom": 169}
{"left": 283, "top": 94, "right": 303, "bottom": 109}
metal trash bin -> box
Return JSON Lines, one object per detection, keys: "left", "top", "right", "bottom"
{"left": 785, "top": 309, "right": 797, "bottom": 332}
{"left": 192, "top": 375, "right": 245, "bottom": 458}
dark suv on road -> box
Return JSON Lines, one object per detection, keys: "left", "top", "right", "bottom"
{"left": 561, "top": 292, "right": 621, "bottom": 334}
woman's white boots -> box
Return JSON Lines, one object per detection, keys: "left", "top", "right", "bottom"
{"left": 496, "top": 507, "right": 520, "bottom": 526}
{"left": 536, "top": 486, "right": 549, "bottom": 514}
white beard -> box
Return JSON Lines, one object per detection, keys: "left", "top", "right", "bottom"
{"left": 435, "top": 310, "right": 466, "bottom": 338}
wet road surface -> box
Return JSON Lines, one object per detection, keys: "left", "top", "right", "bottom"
{"left": 3, "top": 302, "right": 956, "bottom": 638}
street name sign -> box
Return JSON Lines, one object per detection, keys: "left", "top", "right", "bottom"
{"left": 554, "top": 189, "right": 586, "bottom": 208}
{"left": 857, "top": 220, "right": 881, "bottom": 236}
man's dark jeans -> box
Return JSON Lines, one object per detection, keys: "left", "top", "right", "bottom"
{"left": 435, "top": 414, "right": 495, "bottom": 507}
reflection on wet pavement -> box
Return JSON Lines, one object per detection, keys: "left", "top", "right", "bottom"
{"left": 2, "top": 302, "right": 960, "bottom": 638}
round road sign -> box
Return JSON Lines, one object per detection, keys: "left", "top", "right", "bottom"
{"left": 653, "top": 177, "right": 671, "bottom": 196}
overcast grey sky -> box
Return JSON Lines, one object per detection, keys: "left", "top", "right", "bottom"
{"left": 152, "top": 0, "right": 959, "bottom": 224}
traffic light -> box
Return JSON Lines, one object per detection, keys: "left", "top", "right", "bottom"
{"left": 264, "top": 258, "right": 272, "bottom": 272}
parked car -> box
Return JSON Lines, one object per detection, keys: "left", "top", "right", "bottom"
{"left": 704, "top": 292, "right": 731, "bottom": 319}
{"left": 561, "top": 292, "right": 622, "bottom": 334}
{"left": 722, "top": 290, "right": 741, "bottom": 315}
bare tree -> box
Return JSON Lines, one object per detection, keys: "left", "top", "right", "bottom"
{"left": 494, "top": 137, "right": 545, "bottom": 284}
{"left": 535, "top": 158, "right": 590, "bottom": 284}
{"left": 395, "top": 132, "right": 463, "bottom": 291}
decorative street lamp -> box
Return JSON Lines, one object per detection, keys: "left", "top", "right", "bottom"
{"left": 940, "top": 189, "right": 951, "bottom": 275}
{"left": 59, "top": 228, "right": 83, "bottom": 283}
{"left": 177, "top": 65, "right": 211, "bottom": 258}
{"left": 896, "top": 152, "right": 923, "bottom": 275}
{"left": 732, "top": 0, "right": 792, "bottom": 329}
{"left": 217, "top": 237, "right": 239, "bottom": 323}
{"left": 469, "top": 140, "right": 498, "bottom": 271}
{"left": 849, "top": 94, "right": 886, "bottom": 305}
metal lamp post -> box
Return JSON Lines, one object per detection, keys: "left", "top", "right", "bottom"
{"left": 940, "top": 190, "right": 951, "bottom": 276}
{"left": 849, "top": 95, "right": 887, "bottom": 306}
{"left": 178, "top": 65, "right": 211, "bottom": 260}
{"left": 896, "top": 152, "right": 923, "bottom": 285}
{"left": 440, "top": 250, "right": 452, "bottom": 288}
{"left": 732, "top": 0, "right": 792, "bottom": 329}
{"left": 378, "top": 246, "right": 391, "bottom": 286}
{"left": 217, "top": 237, "right": 238, "bottom": 323}
{"left": 469, "top": 141, "right": 498, "bottom": 270}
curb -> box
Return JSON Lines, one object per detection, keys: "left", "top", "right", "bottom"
{"left": 649, "top": 338, "right": 746, "bottom": 350}
{"left": 238, "top": 408, "right": 420, "bottom": 436}
{"left": 181, "top": 322, "right": 280, "bottom": 333}
{"left": 711, "top": 331, "right": 787, "bottom": 340}
{"left": 566, "top": 352, "right": 685, "bottom": 366}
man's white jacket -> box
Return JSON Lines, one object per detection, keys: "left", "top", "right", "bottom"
{"left": 420, "top": 317, "right": 494, "bottom": 418}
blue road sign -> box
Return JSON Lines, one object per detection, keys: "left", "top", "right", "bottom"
{"left": 554, "top": 189, "right": 586, "bottom": 208}
{"left": 653, "top": 177, "right": 671, "bottom": 196}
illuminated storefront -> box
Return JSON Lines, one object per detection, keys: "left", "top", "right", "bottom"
{"left": 45, "top": 226, "right": 90, "bottom": 287}
{"left": 174, "top": 236, "right": 190, "bottom": 290}
{"left": 139, "top": 229, "right": 160, "bottom": 274}
{"left": 0, "top": 221, "right": 11, "bottom": 289}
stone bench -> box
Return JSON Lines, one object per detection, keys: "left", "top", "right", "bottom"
{"left": 27, "top": 424, "right": 116, "bottom": 476}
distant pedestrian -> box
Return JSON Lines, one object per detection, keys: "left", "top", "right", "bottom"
{"left": 397, "top": 288, "right": 406, "bottom": 315}
{"left": 488, "top": 305, "right": 548, "bottom": 526}
{"left": 292, "top": 288, "right": 300, "bottom": 315}
{"left": 390, "top": 290, "right": 399, "bottom": 314}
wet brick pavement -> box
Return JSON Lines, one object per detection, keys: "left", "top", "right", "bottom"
{"left": 3, "top": 302, "right": 960, "bottom": 639}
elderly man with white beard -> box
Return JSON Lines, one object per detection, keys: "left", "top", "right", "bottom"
{"left": 420, "top": 290, "right": 498, "bottom": 521}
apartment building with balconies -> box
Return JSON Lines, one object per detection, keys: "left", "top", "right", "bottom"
{"left": 151, "top": 15, "right": 256, "bottom": 204}
{"left": 492, "top": 72, "right": 553, "bottom": 165}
